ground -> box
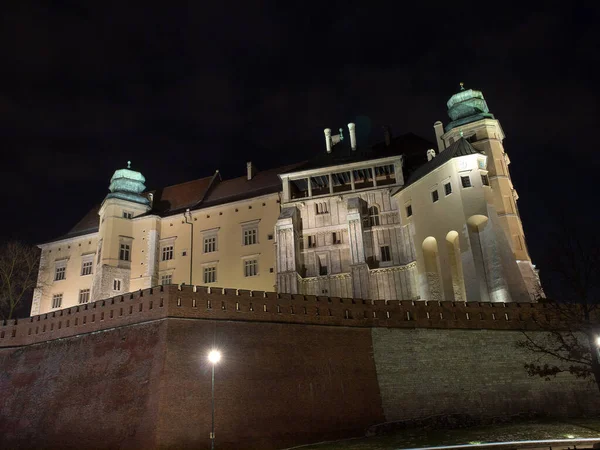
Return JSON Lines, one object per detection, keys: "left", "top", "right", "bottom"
{"left": 294, "top": 419, "right": 600, "bottom": 449}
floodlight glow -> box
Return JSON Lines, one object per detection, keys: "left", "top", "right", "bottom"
{"left": 596, "top": 336, "right": 600, "bottom": 347}
{"left": 208, "top": 350, "right": 221, "bottom": 364}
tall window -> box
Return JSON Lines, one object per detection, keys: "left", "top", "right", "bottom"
{"left": 461, "top": 176, "right": 472, "bottom": 188}
{"left": 119, "top": 244, "right": 130, "bottom": 261}
{"left": 79, "top": 289, "right": 90, "bottom": 304}
{"left": 481, "top": 174, "right": 490, "bottom": 186}
{"left": 431, "top": 190, "right": 439, "bottom": 203}
{"left": 406, "top": 205, "right": 413, "bottom": 217}
{"left": 444, "top": 182, "right": 452, "bottom": 196}
{"left": 81, "top": 260, "right": 93, "bottom": 276}
{"left": 307, "top": 235, "right": 316, "bottom": 248}
{"left": 315, "top": 202, "right": 328, "bottom": 214}
{"left": 203, "top": 266, "right": 217, "bottom": 284}
{"left": 368, "top": 206, "right": 380, "bottom": 226}
{"left": 54, "top": 265, "right": 66, "bottom": 281}
{"left": 123, "top": 211, "right": 133, "bottom": 219}
{"left": 162, "top": 245, "right": 174, "bottom": 261}
{"left": 243, "top": 228, "right": 258, "bottom": 246}
{"left": 52, "top": 294, "right": 63, "bottom": 309}
{"left": 332, "top": 232, "right": 341, "bottom": 244}
{"left": 244, "top": 259, "right": 258, "bottom": 277}
{"left": 380, "top": 246, "right": 391, "bottom": 262}
{"left": 204, "top": 236, "right": 217, "bottom": 253}
{"left": 161, "top": 274, "right": 172, "bottom": 285}
{"left": 97, "top": 240, "right": 103, "bottom": 264}
{"left": 113, "top": 279, "right": 122, "bottom": 291}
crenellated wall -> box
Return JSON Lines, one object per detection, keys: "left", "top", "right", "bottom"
{"left": 1, "top": 286, "right": 598, "bottom": 450}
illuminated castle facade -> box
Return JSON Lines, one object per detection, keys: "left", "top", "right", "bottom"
{"left": 31, "top": 86, "right": 541, "bottom": 315}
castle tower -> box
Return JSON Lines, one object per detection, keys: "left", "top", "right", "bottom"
{"left": 436, "top": 85, "right": 540, "bottom": 298}
{"left": 91, "top": 162, "right": 151, "bottom": 301}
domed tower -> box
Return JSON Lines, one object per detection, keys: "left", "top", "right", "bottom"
{"left": 91, "top": 162, "right": 151, "bottom": 301}
{"left": 433, "top": 84, "right": 541, "bottom": 299}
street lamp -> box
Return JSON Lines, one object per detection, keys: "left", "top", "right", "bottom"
{"left": 208, "top": 350, "right": 221, "bottom": 450}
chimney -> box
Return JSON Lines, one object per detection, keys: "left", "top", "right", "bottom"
{"left": 433, "top": 121, "right": 445, "bottom": 152}
{"left": 348, "top": 123, "right": 357, "bottom": 151}
{"left": 427, "top": 149, "right": 436, "bottom": 161}
{"left": 383, "top": 126, "right": 392, "bottom": 146}
{"left": 246, "top": 161, "right": 257, "bottom": 180}
{"left": 324, "top": 128, "right": 332, "bottom": 153}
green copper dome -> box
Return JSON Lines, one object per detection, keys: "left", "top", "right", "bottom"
{"left": 106, "top": 161, "right": 150, "bottom": 205}
{"left": 445, "top": 84, "right": 494, "bottom": 131}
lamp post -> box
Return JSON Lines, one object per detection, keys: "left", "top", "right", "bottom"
{"left": 208, "top": 350, "right": 221, "bottom": 450}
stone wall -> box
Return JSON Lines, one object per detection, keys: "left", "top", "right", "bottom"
{"left": 372, "top": 328, "right": 600, "bottom": 422}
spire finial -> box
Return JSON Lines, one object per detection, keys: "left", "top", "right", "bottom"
{"left": 459, "top": 82, "right": 465, "bottom": 91}
{"left": 127, "top": 160, "right": 131, "bottom": 169}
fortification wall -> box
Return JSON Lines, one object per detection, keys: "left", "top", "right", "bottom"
{"left": 372, "top": 328, "right": 600, "bottom": 423}
{"left": 1, "top": 286, "right": 597, "bottom": 450}
{"left": 0, "top": 319, "right": 166, "bottom": 450}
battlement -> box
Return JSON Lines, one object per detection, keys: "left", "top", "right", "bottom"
{"left": 0, "top": 285, "right": 557, "bottom": 348}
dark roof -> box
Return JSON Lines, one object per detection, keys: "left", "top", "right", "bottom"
{"left": 280, "top": 133, "right": 433, "bottom": 175}
{"left": 404, "top": 138, "right": 482, "bottom": 187}
{"left": 147, "top": 175, "right": 215, "bottom": 215}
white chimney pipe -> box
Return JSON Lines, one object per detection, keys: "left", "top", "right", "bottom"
{"left": 348, "top": 123, "right": 356, "bottom": 151}
{"left": 427, "top": 149, "right": 436, "bottom": 161}
{"left": 324, "top": 128, "right": 332, "bottom": 153}
{"left": 433, "top": 121, "right": 445, "bottom": 152}
{"left": 246, "top": 161, "right": 254, "bottom": 180}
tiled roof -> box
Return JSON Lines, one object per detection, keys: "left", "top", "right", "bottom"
{"left": 65, "top": 204, "right": 101, "bottom": 238}
{"left": 404, "top": 138, "right": 482, "bottom": 187}
{"left": 148, "top": 175, "right": 215, "bottom": 215}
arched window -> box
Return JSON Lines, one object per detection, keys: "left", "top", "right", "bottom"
{"left": 368, "top": 206, "right": 380, "bottom": 226}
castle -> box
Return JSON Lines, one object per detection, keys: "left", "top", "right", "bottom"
{"left": 31, "top": 85, "right": 541, "bottom": 315}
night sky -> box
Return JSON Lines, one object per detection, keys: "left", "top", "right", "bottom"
{"left": 1, "top": 2, "right": 599, "bottom": 288}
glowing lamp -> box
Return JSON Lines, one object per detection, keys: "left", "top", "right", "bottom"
{"left": 208, "top": 350, "right": 221, "bottom": 364}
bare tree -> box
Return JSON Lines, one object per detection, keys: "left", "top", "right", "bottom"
{"left": 0, "top": 241, "right": 40, "bottom": 320}
{"left": 517, "top": 223, "right": 600, "bottom": 392}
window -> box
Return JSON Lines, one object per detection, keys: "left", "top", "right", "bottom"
{"left": 97, "top": 240, "right": 102, "bottom": 264}
{"left": 244, "top": 259, "right": 258, "bottom": 277}
{"left": 478, "top": 159, "right": 486, "bottom": 169}
{"left": 307, "top": 235, "right": 316, "bottom": 248}
{"left": 267, "top": 234, "right": 273, "bottom": 240}
{"left": 315, "top": 202, "right": 329, "bottom": 214}
{"left": 332, "top": 232, "right": 341, "bottom": 244}
{"left": 52, "top": 294, "right": 63, "bottom": 309}
{"left": 161, "top": 274, "right": 172, "bottom": 285}
{"left": 406, "top": 205, "right": 412, "bottom": 217}
{"left": 79, "top": 289, "right": 90, "bottom": 304}
{"left": 368, "top": 206, "right": 380, "bottom": 226}
{"left": 317, "top": 254, "right": 328, "bottom": 276}
{"left": 162, "top": 245, "right": 174, "bottom": 261}
{"left": 204, "top": 236, "right": 216, "bottom": 253}
{"left": 380, "top": 246, "right": 391, "bottom": 262}
{"left": 113, "top": 279, "right": 122, "bottom": 291}
{"left": 119, "top": 244, "right": 130, "bottom": 261}
{"left": 444, "top": 182, "right": 452, "bottom": 196}
{"left": 123, "top": 211, "right": 133, "bottom": 219}
{"left": 481, "top": 174, "right": 490, "bottom": 186}
{"left": 81, "top": 259, "right": 93, "bottom": 276}
{"left": 431, "top": 190, "right": 439, "bottom": 203}
{"left": 461, "top": 176, "right": 472, "bottom": 188}
{"left": 203, "top": 266, "right": 217, "bottom": 284}
{"left": 55, "top": 265, "right": 66, "bottom": 281}
{"left": 243, "top": 228, "right": 258, "bottom": 246}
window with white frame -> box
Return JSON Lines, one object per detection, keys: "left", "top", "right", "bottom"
{"left": 162, "top": 245, "right": 174, "bottom": 261}
{"left": 81, "top": 255, "right": 93, "bottom": 276}
{"left": 79, "top": 289, "right": 90, "bottom": 304}
{"left": 52, "top": 293, "right": 63, "bottom": 309}
{"left": 203, "top": 266, "right": 217, "bottom": 284}
{"left": 431, "top": 189, "right": 439, "bottom": 203}
{"left": 461, "top": 175, "right": 472, "bottom": 188}
{"left": 113, "top": 279, "right": 122, "bottom": 291}
{"left": 161, "top": 274, "right": 173, "bottom": 285}
{"left": 119, "top": 243, "right": 130, "bottom": 261}
{"left": 54, "top": 261, "right": 67, "bottom": 281}
{"left": 97, "top": 240, "right": 103, "bottom": 264}
{"left": 243, "top": 227, "right": 258, "bottom": 245}
{"left": 204, "top": 236, "right": 217, "bottom": 253}
{"left": 368, "top": 205, "right": 380, "bottom": 226}
{"left": 478, "top": 159, "right": 486, "bottom": 169}
{"left": 244, "top": 259, "right": 258, "bottom": 277}
{"left": 444, "top": 182, "right": 452, "bottom": 196}
{"left": 481, "top": 174, "right": 490, "bottom": 186}
{"left": 406, "top": 204, "right": 413, "bottom": 217}
{"left": 123, "top": 211, "right": 133, "bottom": 219}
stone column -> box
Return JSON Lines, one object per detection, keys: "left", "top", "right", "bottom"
{"left": 347, "top": 197, "right": 370, "bottom": 299}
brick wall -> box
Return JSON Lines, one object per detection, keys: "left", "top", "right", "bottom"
{"left": 372, "top": 328, "right": 600, "bottom": 422}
